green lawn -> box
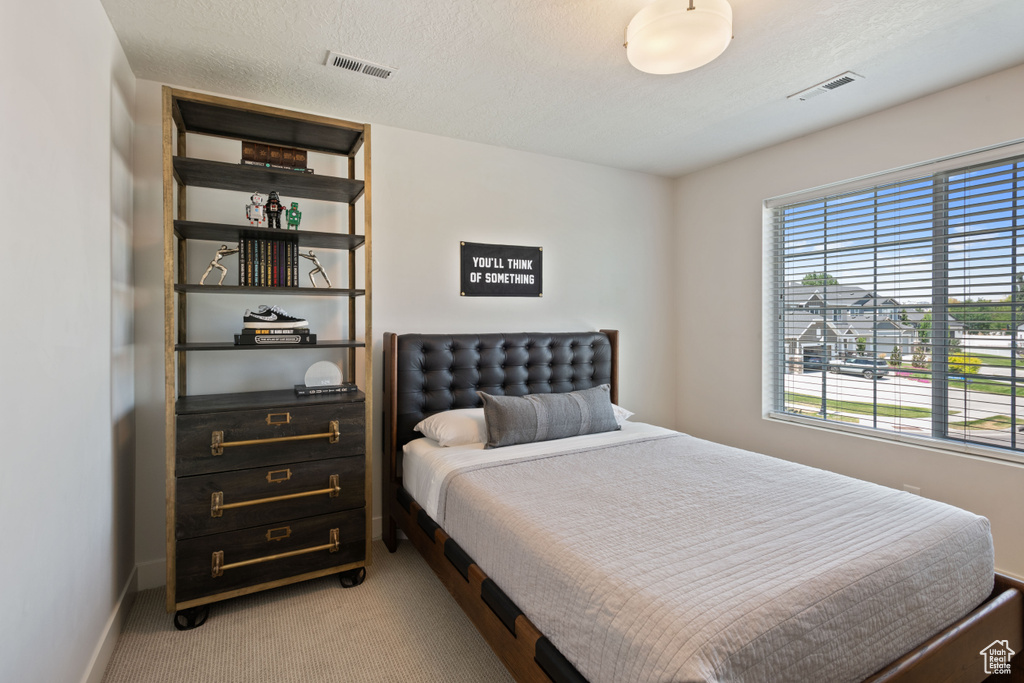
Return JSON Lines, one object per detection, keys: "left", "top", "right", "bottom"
{"left": 900, "top": 359, "right": 1024, "bottom": 396}
{"left": 972, "top": 353, "right": 1024, "bottom": 369}
{"left": 785, "top": 392, "right": 934, "bottom": 418}
{"left": 948, "top": 414, "right": 1013, "bottom": 430}
{"left": 948, "top": 378, "right": 1024, "bottom": 397}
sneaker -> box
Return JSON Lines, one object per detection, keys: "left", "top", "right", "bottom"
{"left": 243, "top": 305, "right": 309, "bottom": 329}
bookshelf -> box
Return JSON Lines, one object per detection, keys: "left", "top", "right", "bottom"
{"left": 162, "top": 87, "right": 372, "bottom": 628}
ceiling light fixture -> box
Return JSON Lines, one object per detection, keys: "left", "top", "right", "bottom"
{"left": 625, "top": 0, "right": 733, "bottom": 75}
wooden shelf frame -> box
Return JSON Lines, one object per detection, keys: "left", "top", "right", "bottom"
{"left": 162, "top": 86, "right": 373, "bottom": 614}
{"left": 174, "top": 220, "right": 365, "bottom": 251}
{"left": 174, "top": 284, "right": 365, "bottom": 297}
{"left": 177, "top": 388, "right": 366, "bottom": 415}
{"left": 173, "top": 97, "right": 365, "bottom": 156}
{"left": 172, "top": 157, "right": 364, "bottom": 203}
{"left": 175, "top": 340, "right": 366, "bottom": 351}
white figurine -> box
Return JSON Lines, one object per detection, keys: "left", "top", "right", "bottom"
{"left": 299, "top": 250, "right": 332, "bottom": 288}
{"left": 199, "top": 244, "right": 239, "bottom": 285}
{"left": 246, "top": 191, "right": 266, "bottom": 226}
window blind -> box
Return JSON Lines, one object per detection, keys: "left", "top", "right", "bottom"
{"left": 770, "top": 152, "right": 1024, "bottom": 462}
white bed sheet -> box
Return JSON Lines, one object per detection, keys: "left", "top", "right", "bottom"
{"left": 401, "top": 422, "right": 994, "bottom": 683}
{"left": 403, "top": 421, "right": 675, "bottom": 520}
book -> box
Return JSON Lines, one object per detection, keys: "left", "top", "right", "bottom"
{"left": 241, "top": 140, "right": 256, "bottom": 162}
{"left": 266, "top": 240, "right": 274, "bottom": 286}
{"left": 238, "top": 159, "right": 314, "bottom": 173}
{"left": 238, "top": 238, "right": 246, "bottom": 285}
{"left": 291, "top": 242, "right": 298, "bottom": 285}
{"left": 246, "top": 238, "right": 254, "bottom": 285}
{"left": 294, "top": 383, "right": 358, "bottom": 396}
{"left": 274, "top": 241, "right": 281, "bottom": 286}
{"left": 237, "top": 236, "right": 302, "bottom": 288}
{"left": 239, "top": 329, "right": 310, "bottom": 335}
{"left": 234, "top": 333, "right": 317, "bottom": 346}
{"left": 286, "top": 242, "right": 292, "bottom": 286}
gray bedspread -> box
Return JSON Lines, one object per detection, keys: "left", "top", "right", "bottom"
{"left": 437, "top": 432, "right": 994, "bottom": 683}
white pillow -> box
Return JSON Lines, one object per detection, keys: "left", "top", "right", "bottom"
{"left": 611, "top": 403, "right": 634, "bottom": 427}
{"left": 414, "top": 408, "right": 486, "bottom": 447}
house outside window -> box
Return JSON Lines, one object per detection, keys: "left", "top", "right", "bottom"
{"left": 768, "top": 144, "right": 1024, "bottom": 464}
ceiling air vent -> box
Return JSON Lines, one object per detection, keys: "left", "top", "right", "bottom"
{"left": 324, "top": 51, "right": 396, "bottom": 80}
{"left": 788, "top": 71, "right": 864, "bottom": 101}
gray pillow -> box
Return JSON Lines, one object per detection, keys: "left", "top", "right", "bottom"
{"left": 478, "top": 385, "right": 619, "bottom": 448}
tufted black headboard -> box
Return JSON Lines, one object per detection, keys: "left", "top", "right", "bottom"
{"left": 383, "top": 330, "right": 618, "bottom": 481}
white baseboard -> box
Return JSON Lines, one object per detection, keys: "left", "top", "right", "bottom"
{"left": 134, "top": 515, "right": 385, "bottom": 591}
{"left": 80, "top": 566, "right": 137, "bottom": 683}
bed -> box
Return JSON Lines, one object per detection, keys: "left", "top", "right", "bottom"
{"left": 382, "top": 330, "right": 1023, "bottom": 683}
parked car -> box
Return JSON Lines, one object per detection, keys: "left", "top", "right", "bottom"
{"left": 803, "top": 355, "right": 825, "bottom": 371}
{"left": 828, "top": 358, "right": 890, "bottom": 379}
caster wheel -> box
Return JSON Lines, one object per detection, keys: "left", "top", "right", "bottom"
{"left": 173, "top": 605, "right": 210, "bottom": 631}
{"left": 339, "top": 567, "right": 366, "bottom": 588}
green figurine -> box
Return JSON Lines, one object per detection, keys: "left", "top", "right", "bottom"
{"left": 286, "top": 202, "right": 302, "bottom": 229}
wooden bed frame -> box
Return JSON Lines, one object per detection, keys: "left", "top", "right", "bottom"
{"left": 381, "top": 330, "right": 1023, "bottom": 683}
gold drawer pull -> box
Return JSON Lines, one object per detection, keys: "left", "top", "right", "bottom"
{"left": 212, "top": 528, "right": 340, "bottom": 577}
{"left": 210, "top": 420, "right": 340, "bottom": 455}
{"left": 266, "top": 468, "right": 292, "bottom": 483}
{"left": 211, "top": 474, "right": 341, "bottom": 517}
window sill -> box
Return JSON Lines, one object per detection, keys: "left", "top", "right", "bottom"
{"left": 766, "top": 411, "right": 1024, "bottom": 467}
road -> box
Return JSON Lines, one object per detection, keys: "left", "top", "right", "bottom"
{"left": 785, "top": 369, "right": 1022, "bottom": 449}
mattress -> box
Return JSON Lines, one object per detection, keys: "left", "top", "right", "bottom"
{"left": 403, "top": 424, "right": 995, "bottom": 683}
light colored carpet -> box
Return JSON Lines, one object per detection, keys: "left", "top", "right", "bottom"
{"left": 102, "top": 540, "right": 514, "bottom": 683}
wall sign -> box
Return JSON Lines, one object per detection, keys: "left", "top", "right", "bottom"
{"left": 460, "top": 241, "right": 543, "bottom": 297}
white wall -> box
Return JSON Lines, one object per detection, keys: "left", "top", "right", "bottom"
{"left": 131, "top": 83, "right": 677, "bottom": 581}
{"left": 370, "top": 125, "right": 678, "bottom": 529}
{"left": 674, "top": 63, "right": 1024, "bottom": 577}
{"left": 0, "top": 0, "right": 136, "bottom": 681}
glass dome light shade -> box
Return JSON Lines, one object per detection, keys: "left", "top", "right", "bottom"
{"left": 626, "top": 0, "right": 733, "bottom": 75}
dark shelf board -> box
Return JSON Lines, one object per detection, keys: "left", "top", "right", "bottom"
{"left": 175, "top": 284, "right": 364, "bottom": 297}
{"left": 177, "top": 388, "right": 365, "bottom": 415}
{"left": 175, "top": 98, "right": 363, "bottom": 157}
{"left": 174, "top": 220, "right": 364, "bottom": 250}
{"left": 176, "top": 340, "right": 366, "bottom": 351}
{"left": 173, "top": 158, "right": 364, "bottom": 203}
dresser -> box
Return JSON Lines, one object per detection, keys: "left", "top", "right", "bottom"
{"left": 173, "top": 391, "right": 366, "bottom": 613}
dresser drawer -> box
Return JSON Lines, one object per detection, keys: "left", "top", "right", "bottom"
{"left": 176, "top": 456, "right": 365, "bottom": 539}
{"left": 175, "top": 509, "right": 365, "bottom": 603}
{"left": 176, "top": 401, "right": 364, "bottom": 476}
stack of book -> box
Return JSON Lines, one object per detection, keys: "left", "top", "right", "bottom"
{"left": 241, "top": 141, "right": 314, "bottom": 173}
{"left": 294, "top": 382, "right": 358, "bottom": 397}
{"left": 239, "top": 238, "right": 298, "bottom": 287}
{"left": 234, "top": 327, "right": 316, "bottom": 346}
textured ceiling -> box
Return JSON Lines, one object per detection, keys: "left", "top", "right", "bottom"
{"left": 100, "top": 0, "right": 1024, "bottom": 177}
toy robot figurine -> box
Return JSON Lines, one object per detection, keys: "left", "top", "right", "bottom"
{"left": 199, "top": 244, "right": 239, "bottom": 285}
{"left": 286, "top": 202, "right": 302, "bottom": 230}
{"left": 299, "top": 250, "right": 332, "bottom": 288}
{"left": 246, "top": 192, "right": 266, "bottom": 226}
{"left": 265, "top": 191, "right": 285, "bottom": 229}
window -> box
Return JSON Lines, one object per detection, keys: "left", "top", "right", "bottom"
{"left": 769, "top": 148, "right": 1024, "bottom": 462}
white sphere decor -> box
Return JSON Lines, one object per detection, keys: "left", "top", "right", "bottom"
{"left": 304, "top": 360, "right": 343, "bottom": 386}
